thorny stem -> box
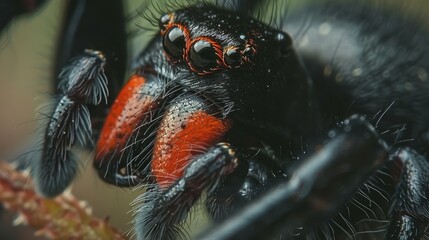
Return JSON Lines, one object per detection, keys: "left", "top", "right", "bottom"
{"left": 0, "top": 161, "right": 126, "bottom": 240}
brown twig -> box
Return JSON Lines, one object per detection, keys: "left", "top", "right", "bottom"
{"left": 0, "top": 161, "right": 126, "bottom": 240}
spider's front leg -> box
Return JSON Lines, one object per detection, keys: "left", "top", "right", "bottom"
{"left": 17, "top": 0, "right": 128, "bottom": 198}
{"left": 387, "top": 148, "right": 429, "bottom": 239}
{"left": 199, "top": 115, "right": 389, "bottom": 240}
{"left": 133, "top": 114, "right": 389, "bottom": 239}
{"left": 132, "top": 92, "right": 234, "bottom": 240}
{"left": 26, "top": 50, "right": 108, "bottom": 197}
{"left": 134, "top": 142, "right": 237, "bottom": 240}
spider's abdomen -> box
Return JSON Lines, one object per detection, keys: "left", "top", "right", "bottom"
{"left": 285, "top": 5, "right": 429, "bottom": 143}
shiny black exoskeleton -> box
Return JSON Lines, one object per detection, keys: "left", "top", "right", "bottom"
{"left": 203, "top": 5, "right": 429, "bottom": 239}
{"left": 6, "top": 0, "right": 429, "bottom": 240}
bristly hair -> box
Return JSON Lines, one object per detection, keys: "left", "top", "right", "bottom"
{"left": 58, "top": 49, "right": 108, "bottom": 105}
{"left": 29, "top": 96, "right": 92, "bottom": 197}
{"left": 132, "top": 187, "right": 192, "bottom": 240}
{"left": 23, "top": 50, "right": 108, "bottom": 197}
{"left": 131, "top": 143, "right": 237, "bottom": 240}
{"left": 129, "top": 0, "right": 289, "bottom": 41}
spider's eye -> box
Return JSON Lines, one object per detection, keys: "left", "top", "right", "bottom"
{"left": 275, "top": 32, "right": 292, "bottom": 56}
{"left": 243, "top": 46, "right": 255, "bottom": 59}
{"left": 189, "top": 40, "right": 218, "bottom": 70}
{"left": 224, "top": 48, "right": 242, "bottom": 67}
{"left": 163, "top": 27, "right": 186, "bottom": 60}
{"left": 159, "top": 14, "right": 171, "bottom": 30}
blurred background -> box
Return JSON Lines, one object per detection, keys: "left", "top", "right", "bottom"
{"left": 0, "top": 0, "right": 428, "bottom": 239}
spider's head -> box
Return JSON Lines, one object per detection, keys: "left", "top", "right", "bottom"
{"left": 138, "top": 5, "right": 311, "bottom": 123}
{"left": 93, "top": 5, "right": 316, "bottom": 188}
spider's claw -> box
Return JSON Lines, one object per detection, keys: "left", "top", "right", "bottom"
{"left": 28, "top": 50, "right": 107, "bottom": 197}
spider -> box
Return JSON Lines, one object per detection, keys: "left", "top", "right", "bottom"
{"left": 3, "top": 0, "right": 429, "bottom": 239}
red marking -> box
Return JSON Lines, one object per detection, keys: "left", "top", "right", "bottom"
{"left": 95, "top": 75, "right": 157, "bottom": 163}
{"left": 152, "top": 111, "right": 231, "bottom": 189}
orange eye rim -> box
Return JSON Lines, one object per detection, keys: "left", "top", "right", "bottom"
{"left": 160, "top": 13, "right": 257, "bottom": 74}
{"left": 184, "top": 36, "right": 225, "bottom": 75}
{"left": 161, "top": 20, "right": 191, "bottom": 63}
{"left": 222, "top": 46, "right": 243, "bottom": 68}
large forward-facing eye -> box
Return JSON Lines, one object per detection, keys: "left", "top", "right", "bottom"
{"left": 189, "top": 40, "right": 218, "bottom": 71}
{"left": 162, "top": 27, "right": 186, "bottom": 60}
